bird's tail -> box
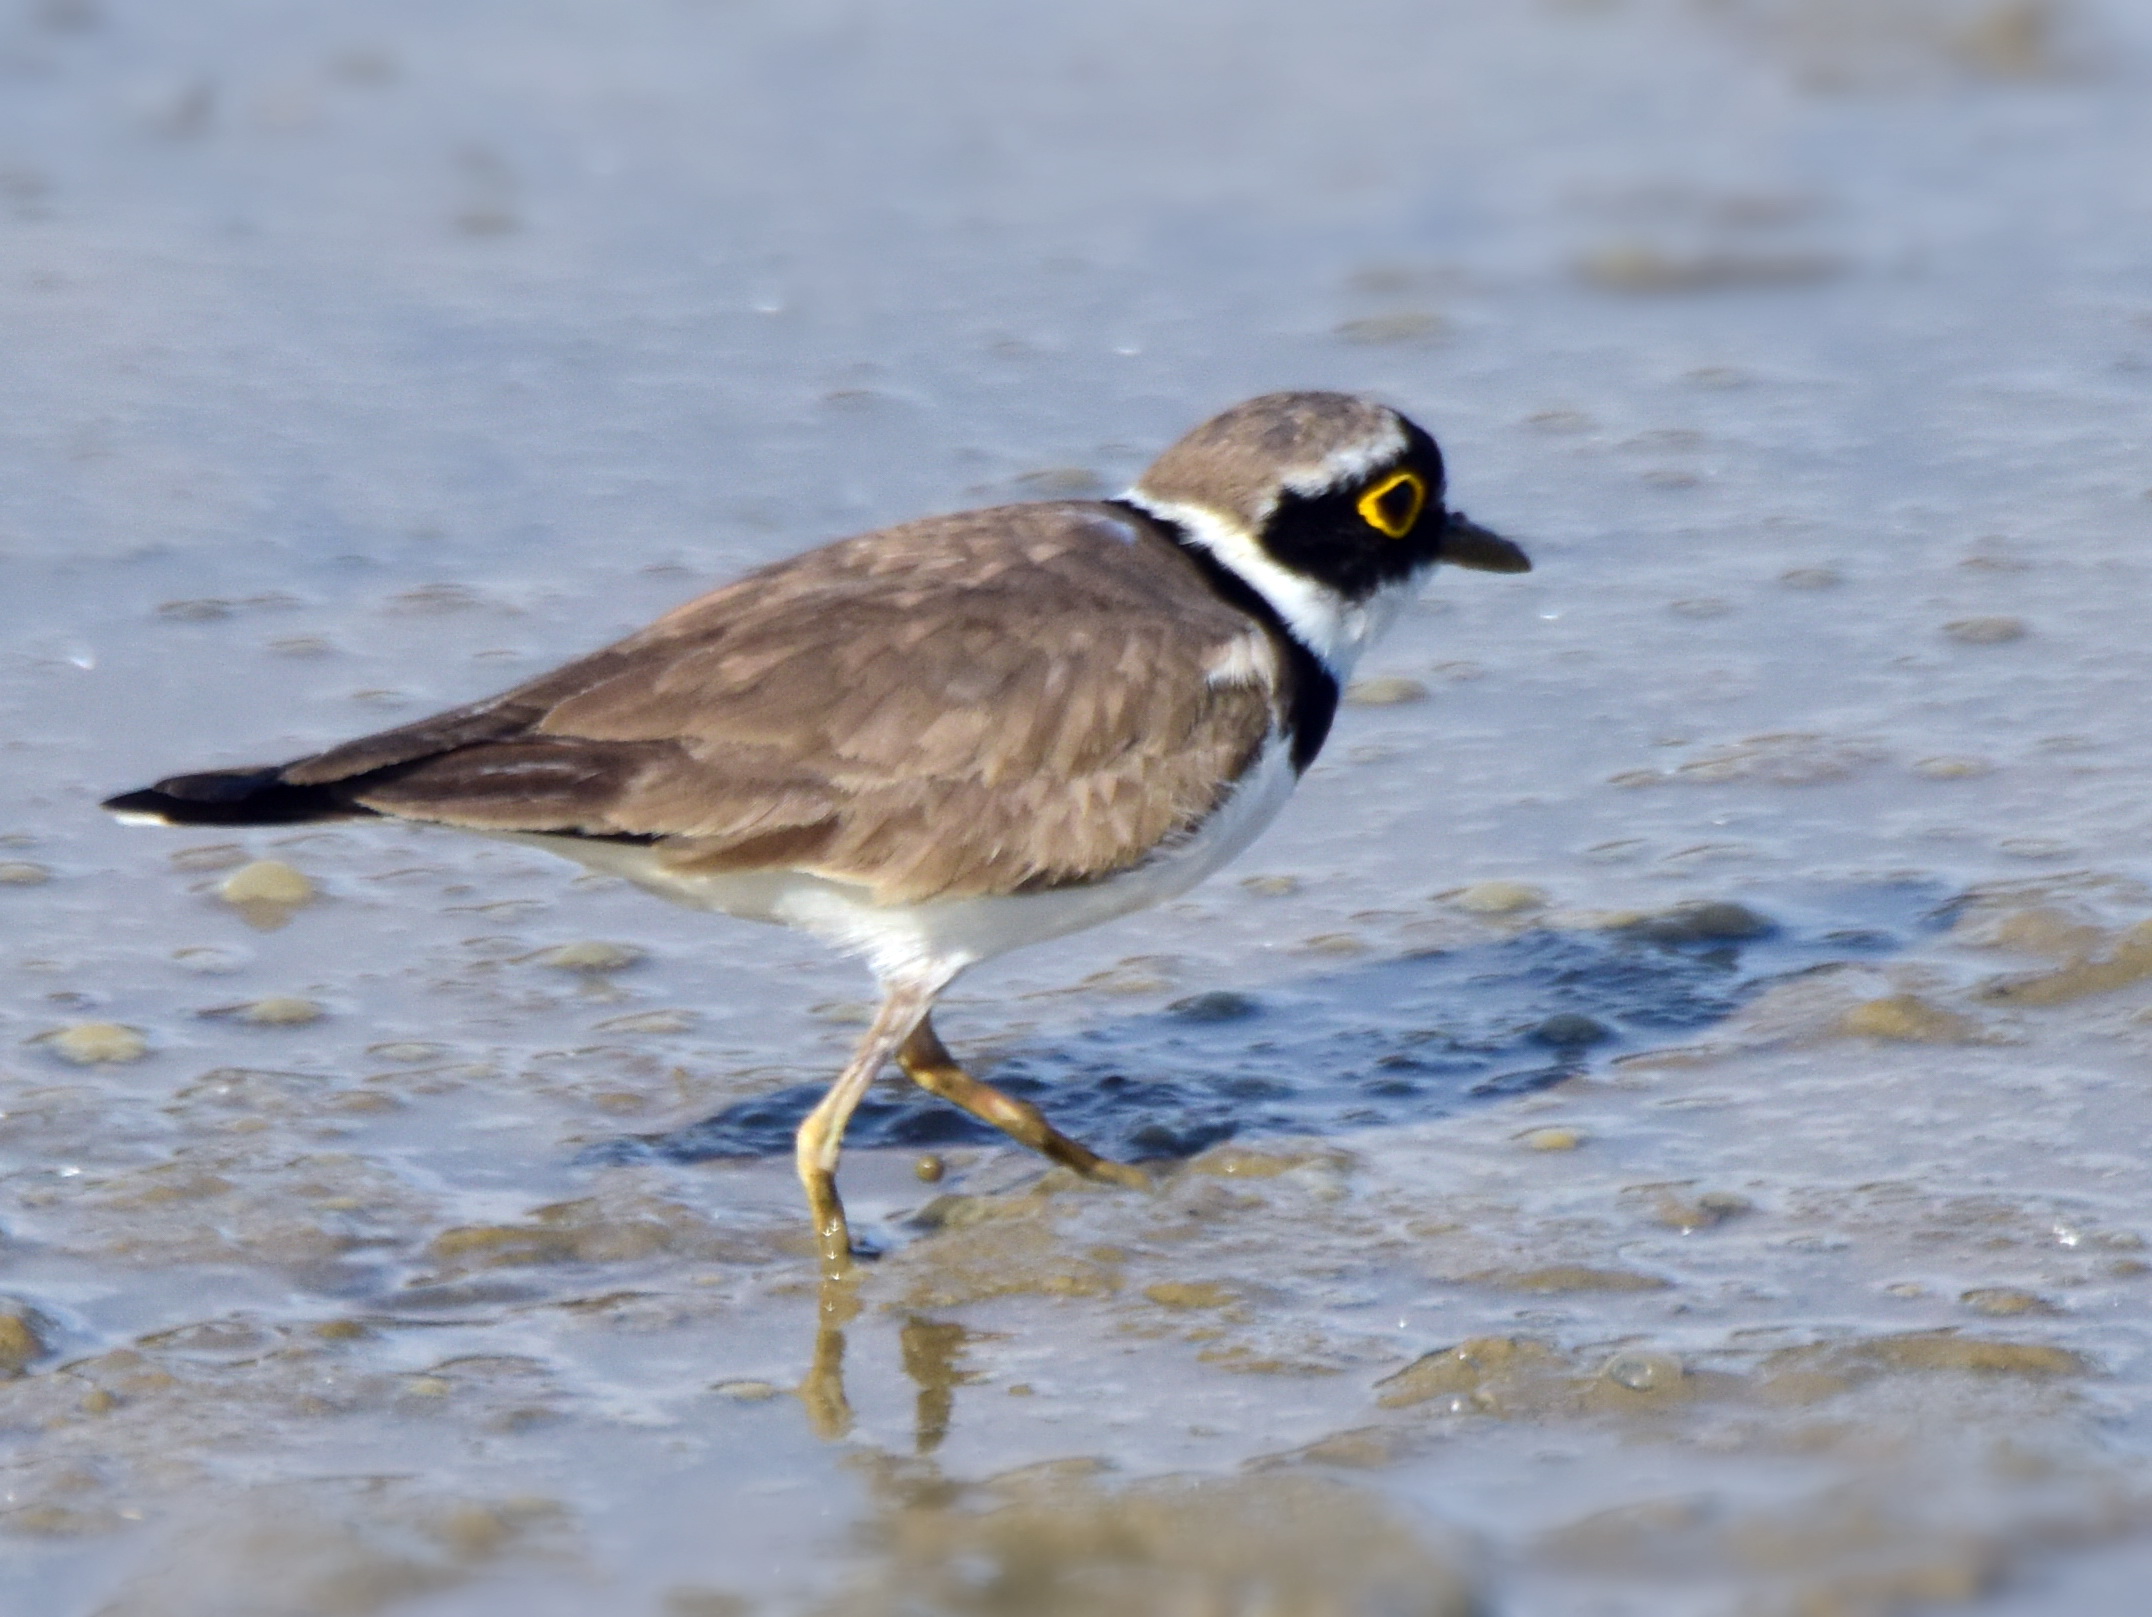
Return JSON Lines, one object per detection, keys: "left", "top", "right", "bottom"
{"left": 101, "top": 767, "right": 376, "bottom": 828}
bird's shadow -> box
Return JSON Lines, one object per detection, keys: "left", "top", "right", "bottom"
{"left": 583, "top": 882, "right": 1943, "bottom": 1171}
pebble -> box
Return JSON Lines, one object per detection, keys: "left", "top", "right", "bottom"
{"left": 45, "top": 1022, "right": 148, "bottom": 1064}
{"left": 1532, "top": 1013, "right": 1611, "bottom": 1048}
{"left": 711, "top": 1380, "right": 780, "bottom": 1402}
{"left": 914, "top": 1155, "right": 946, "bottom": 1184}
{"left": 1840, "top": 995, "right": 1979, "bottom": 1044}
{"left": 235, "top": 996, "right": 325, "bottom": 1026}
{"left": 0, "top": 861, "right": 50, "bottom": 885}
{"left": 536, "top": 940, "right": 644, "bottom": 973}
{"left": 1144, "top": 1281, "right": 1235, "bottom": 1310}
{"left": 1943, "top": 616, "right": 2027, "bottom": 644}
{"left": 0, "top": 1309, "right": 48, "bottom": 1373}
{"left": 1241, "top": 875, "right": 1300, "bottom": 897}
{"left": 1452, "top": 881, "right": 1547, "bottom": 915}
{"left": 368, "top": 1041, "right": 448, "bottom": 1063}
{"left": 1344, "top": 675, "right": 1430, "bottom": 706}
{"left": 1623, "top": 901, "right": 1772, "bottom": 944}
{"left": 1960, "top": 1286, "right": 2058, "bottom": 1317}
{"left": 1519, "top": 1127, "right": 1585, "bottom": 1152}
{"left": 1779, "top": 567, "right": 1842, "bottom": 588}
{"left": 219, "top": 860, "right": 314, "bottom": 907}
{"left": 1914, "top": 756, "right": 1992, "bottom": 779}
{"left": 1167, "top": 991, "right": 1261, "bottom": 1023}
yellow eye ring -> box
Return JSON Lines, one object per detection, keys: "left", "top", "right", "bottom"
{"left": 1356, "top": 470, "right": 1427, "bottom": 538}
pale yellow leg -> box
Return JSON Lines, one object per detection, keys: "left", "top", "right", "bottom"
{"left": 897, "top": 1016, "right": 1150, "bottom": 1191}
{"left": 795, "top": 980, "right": 941, "bottom": 1280}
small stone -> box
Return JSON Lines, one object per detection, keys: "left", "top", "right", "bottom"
{"left": 1144, "top": 1281, "right": 1235, "bottom": 1310}
{"left": 0, "top": 861, "right": 49, "bottom": 885}
{"left": 710, "top": 1379, "right": 779, "bottom": 1401}
{"left": 1944, "top": 616, "right": 2027, "bottom": 645}
{"left": 44, "top": 1023, "right": 148, "bottom": 1064}
{"left": 1960, "top": 1286, "right": 2058, "bottom": 1317}
{"left": 405, "top": 1375, "right": 452, "bottom": 1397}
{"left": 1778, "top": 567, "right": 1841, "bottom": 589}
{"left": 0, "top": 1310, "right": 48, "bottom": 1373}
{"left": 314, "top": 1319, "right": 370, "bottom": 1341}
{"left": 1915, "top": 756, "right": 1992, "bottom": 779}
{"left": 219, "top": 860, "right": 314, "bottom": 906}
{"left": 1645, "top": 1189, "right": 1751, "bottom": 1232}
{"left": 80, "top": 1388, "right": 118, "bottom": 1415}
{"left": 535, "top": 940, "right": 643, "bottom": 973}
{"left": 1623, "top": 901, "right": 1772, "bottom": 944}
{"left": 1531, "top": 1013, "right": 1611, "bottom": 1048}
{"left": 368, "top": 1041, "right": 447, "bottom": 1063}
{"left": 233, "top": 996, "right": 324, "bottom": 1026}
{"left": 1167, "top": 991, "right": 1260, "bottom": 1023}
{"left": 1241, "top": 875, "right": 1300, "bottom": 897}
{"left": 914, "top": 1155, "right": 947, "bottom": 1184}
{"left": 1518, "top": 1127, "right": 1585, "bottom": 1152}
{"left": 1841, "top": 995, "right": 1979, "bottom": 1044}
{"left": 1344, "top": 676, "right": 1429, "bottom": 706}
{"left": 1453, "top": 881, "right": 1547, "bottom": 915}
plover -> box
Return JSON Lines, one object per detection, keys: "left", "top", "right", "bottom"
{"left": 105, "top": 391, "right": 1530, "bottom": 1273}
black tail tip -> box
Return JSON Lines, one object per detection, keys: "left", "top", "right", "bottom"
{"left": 101, "top": 769, "right": 364, "bottom": 828}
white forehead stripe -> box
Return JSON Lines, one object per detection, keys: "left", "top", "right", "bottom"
{"left": 1278, "top": 417, "right": 1409, "bottom": 499}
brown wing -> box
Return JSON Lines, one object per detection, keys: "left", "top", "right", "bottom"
{"left": 281, "top": 503, "right": 1284, "bottom": 903}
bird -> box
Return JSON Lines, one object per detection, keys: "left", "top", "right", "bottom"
{"left": 103, "top": 391, "right": 1530, "bottom": 1276}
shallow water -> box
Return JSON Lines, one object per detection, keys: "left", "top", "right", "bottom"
{"left": 7, "top": 0, "right": 2152, "bottom": 1612}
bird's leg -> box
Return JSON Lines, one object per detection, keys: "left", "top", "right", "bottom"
{"left": 795, "top": 981, "right": 940, "bottom": 1280}
{"left": 898, "top": 1015, "right": 1149, "bottom": 1191}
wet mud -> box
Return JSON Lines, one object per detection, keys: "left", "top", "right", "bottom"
{"left": 7, "top": 0, "right": 2152, "bottom": 1612}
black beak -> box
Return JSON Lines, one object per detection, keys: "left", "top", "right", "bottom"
{"left": 1439, "top": 512, "right": 1532, "bottom": 574}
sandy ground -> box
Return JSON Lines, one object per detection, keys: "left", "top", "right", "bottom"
{"left": 6, "top": 0, "right": 2152, "bottom": 1611}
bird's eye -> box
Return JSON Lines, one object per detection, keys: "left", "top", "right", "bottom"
{"left": 1356, "top": 470, "right": 1426, "bottom": 538}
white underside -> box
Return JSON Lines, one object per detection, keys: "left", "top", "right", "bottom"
{"left": 500, "top": 731, "right": 1303, "bottom": 990}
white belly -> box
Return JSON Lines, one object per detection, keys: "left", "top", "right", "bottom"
{"left": 501, "top": 733, "right": 1301, "bottom": 988}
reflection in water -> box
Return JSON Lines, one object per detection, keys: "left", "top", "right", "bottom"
{"left": 898, "top": 1315, "right": 978, "bottom": 1456}
{"left": 799, "top": 1277, "right": 862, "bottom": 1443}
{"left": 798, "top": 1277, "right": 982, "bottom": 1455}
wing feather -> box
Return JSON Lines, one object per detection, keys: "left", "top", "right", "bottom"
{"left": 279, "top": 503, "right": 1284, "bottom": 902}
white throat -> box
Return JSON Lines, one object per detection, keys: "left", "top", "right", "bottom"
{"left": 1120, "top": 491, "right": 1418, "bottom": 679}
